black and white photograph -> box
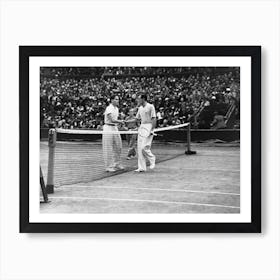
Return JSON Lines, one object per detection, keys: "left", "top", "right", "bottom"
{"left": 40, "top": 66, "right": 241, "bottom": 214}
{"left": 20, "top": 46, "right": 261, "bottom": 232}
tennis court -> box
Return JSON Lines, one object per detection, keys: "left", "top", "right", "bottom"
{"left": 40, "top": 142, "right": 240, "bottom": 214}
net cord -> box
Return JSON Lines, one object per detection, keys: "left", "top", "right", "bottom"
{"left": 56, "top": 123, "right": 190, "bottom": 135}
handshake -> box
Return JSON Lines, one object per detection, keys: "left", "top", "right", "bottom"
{"left": 118, "top": 119, "right": 135, "bottom": 126}
{"left": 117, "top": 119, "right": 130, "bottom": 131}
{"left": 119, "top": 120, "right": 127, "bottom": 126}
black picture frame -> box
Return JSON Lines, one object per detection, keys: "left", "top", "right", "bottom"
{"left": 20, "top": 46, "right": 261, "bottom": 233}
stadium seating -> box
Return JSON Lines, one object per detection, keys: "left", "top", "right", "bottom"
{"left": 40, "top": 67, "right": 240, "bottom": 129}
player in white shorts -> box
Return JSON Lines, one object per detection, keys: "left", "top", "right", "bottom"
{"left": 102, "top": 95, "right": 125, "bottom": 172}
{"left": 126, "top": 94, "right": 156, "bottom": 172}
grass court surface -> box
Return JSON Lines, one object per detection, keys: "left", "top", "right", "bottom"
{"left": 40, "top": 142, "right": 240, "bottom": 214}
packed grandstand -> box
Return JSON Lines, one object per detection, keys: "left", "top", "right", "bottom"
{"left": 40, "top": 67, "right": 240, "bottom": 130}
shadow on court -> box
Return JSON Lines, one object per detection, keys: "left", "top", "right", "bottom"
{"left": 40, "top": 145, "right": 240, "bottom": 214}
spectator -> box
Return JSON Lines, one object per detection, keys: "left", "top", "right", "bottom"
{"left": 210, "top": 111, "right": 227, "bottom": 130}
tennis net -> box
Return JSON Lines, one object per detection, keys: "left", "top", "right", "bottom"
{"left": 40, "top": 123, "right": 196, "bottom": 192}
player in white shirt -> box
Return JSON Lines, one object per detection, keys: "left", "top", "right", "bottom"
{"left": 102, "top": 95, "right": 125, "bottom": 172}
{"left": 126, "top": 94, "right": 157, "bottom": 172}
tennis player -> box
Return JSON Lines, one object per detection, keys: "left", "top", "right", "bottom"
{"left": 102, "top": 95, "right": 124, "bottom": 172}
{"left": 130, "top": 94, "right": 156, "bottom": 172}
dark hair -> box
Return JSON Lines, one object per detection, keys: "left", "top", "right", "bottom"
{"left": 110, "top": 95, "right": 118, "bottom": 102}
{"left": 140, "top": 94, "right": 148, "bottom": 101}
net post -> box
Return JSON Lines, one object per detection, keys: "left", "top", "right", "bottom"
{"left": 185, "top": 123, "right": 197, "bottom": 155}
{"left": 40, "top": 166, "right": 48, "bottom": 203}
{"left": 46, "top": 128, "right": 56, "bottom": 193}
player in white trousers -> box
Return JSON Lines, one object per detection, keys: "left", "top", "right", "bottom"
{"left": 102, "top": 95, "right": 124, "bottom": 172}
{"left": 126, "top": 94, "right": 157, "bottom": 172}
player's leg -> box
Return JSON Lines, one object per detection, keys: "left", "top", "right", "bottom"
{"left": 102, "top": 132, "right": 114, "bottom": 171}
{"left": 131, "top": 134, "right": 137, "bottom": 157}
{"left": 136, "top": 134, "right": 147, "bottom": 172}
{"left": 112, "top": 133, "right": 124, "bottom": 170}
{"left": 142, "top": 135, "right": 156, "bottom": 169}
{"left": 126, "top": 134, "right": 133, "bottom": 159}
{"left": 127, "top": 134, "right": 137, "bottom": 159}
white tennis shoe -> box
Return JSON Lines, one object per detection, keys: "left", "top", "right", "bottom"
{"left": 115, "top": 165, "right": 125, "bottom": 170}
{"left": 106, "top": 167, "right": 117, "bottom": 172}
{"left": 127, "top": 155, "right": 136, "bottom": 160}
{"left": 134, "top": 169, "right": 145, "bottom": 172}
{"left": 150, "top": 158, "right": 156, "bottom": 169}
{"left": 149, "top": 162, "right": 155, "bottom": 170}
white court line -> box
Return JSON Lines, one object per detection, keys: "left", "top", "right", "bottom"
{"left": 158, "top": 167, "right": 240, "bottom": 172}
{"left": 49, "top": 196, "right": 240, "bottom": 209}
{"left": 60, "top": 185, "right": 240, "bottom": 196}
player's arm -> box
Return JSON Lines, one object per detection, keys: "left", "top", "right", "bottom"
{"left": 124, "top": 117, "right": 138, "bottom": 124}
{"left": 151, "top": 105, "right": 157, "bottom": 131}
{"left": 124, "top": 118, "right": 141, "bottom": 131}
{"left": 151, "top": 117, "right": 156, "bottom": 131}
{"left": 107, "top": 113, "right": 124, "bottom": 125}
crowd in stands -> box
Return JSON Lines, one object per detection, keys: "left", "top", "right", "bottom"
{"left": 40, "top": 67, "right": 217, "bottom": 77}
{"left": 40, "top": 67, "right": 240, "bottom": 130}
{"left": 103, "top": 67, "right": 194, "bottom": 76}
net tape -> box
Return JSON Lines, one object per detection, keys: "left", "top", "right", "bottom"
{"left": 56, "top": 123, "right": 190, "bottom": 135}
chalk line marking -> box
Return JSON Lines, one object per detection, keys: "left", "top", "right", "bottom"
{"left": 60, "top": 185, "right": 240, "bottom": 196}
{"left": 49, "top": 196, "right": 240, "bottom": 209}
{"left": 157, "top": 166, "right": 240, "bottom": 172}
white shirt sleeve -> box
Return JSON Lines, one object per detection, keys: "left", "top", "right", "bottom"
{"left": 105, "top": 105, "right": 114, "bottom": 116}
{"left": 104, "top": 105, "right": 116, "bottom": 123}
{"left": 150, "top": 105, "right": 156, "bottom": 118}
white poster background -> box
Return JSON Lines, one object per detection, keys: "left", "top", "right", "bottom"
{"left": 30, "top": 56, "right": 251, "bottom": 223}
{"left": 1, "top": 0, "right": 279, "bottom": 280}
